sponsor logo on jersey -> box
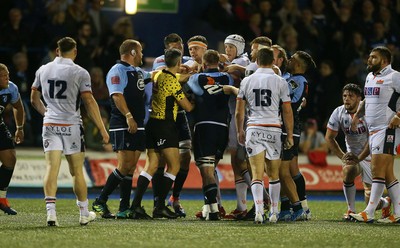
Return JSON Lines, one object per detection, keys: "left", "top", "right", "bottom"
{"left": 376, "top": 79, "right": 384, "bottom": 84}
{"left": 44, "top": 139, "right": 49, "bottom": 148}
{"left": 364, "top": 87, "right": 380, "bottom": 96}
{"left": 111, "top": 76, "right": 120, "bottom": 84}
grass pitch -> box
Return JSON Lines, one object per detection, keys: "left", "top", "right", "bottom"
{"left": 0, "top": 199, "right": 399, "bottom": 248}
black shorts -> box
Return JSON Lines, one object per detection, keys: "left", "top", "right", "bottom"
{"left": 176, "top": 111, "right": 191, "bottom": 142}
{"left": 281, "top": 134, "right": 300, "bottom": 161}
{"left": 0, "top": 123, "right": 15, "bottom": 151}
{"left": 192, "top": 124, "right": 228, "bottom": 161}
{"left": 110, "top": 129, "right": 146, "bottom": 151}
{"left": 146, "top": 118, "right": 179, "bottom": 150}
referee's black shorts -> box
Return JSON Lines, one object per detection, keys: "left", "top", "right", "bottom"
{"left": 146, "top": 118, "right": 179, "bottom": 150}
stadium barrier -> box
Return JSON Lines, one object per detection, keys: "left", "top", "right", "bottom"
{"left": 11, "top": 148, "right": 400, "bottom": 190}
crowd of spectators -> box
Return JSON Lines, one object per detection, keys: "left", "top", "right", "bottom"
{"left": 0, "top": 0, "right": 138, "bottom": 148}
{"left": 203, "top": 0, "right": 400, "bottom": 128}
{"left": 1, "top": 0, "right": 400, "bottom": 150}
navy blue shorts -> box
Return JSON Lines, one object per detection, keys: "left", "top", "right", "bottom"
{"left": 281, "top": 134, "right": 300, "bottom": 161}
{"left": 176, "top": 111, "right": 191, "bottom": 142}
{"left": 110, "top": 129, "right": 146, "bottom": 151}
{"left": 0, "top": 123, "right": 15, "bottom": 151}
{"left": 192, "top": 123, "right": 228, "bottom": 161}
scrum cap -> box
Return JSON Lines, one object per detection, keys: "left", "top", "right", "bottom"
{"left": 224, "top": 34, "right": 245, "bottom": 57}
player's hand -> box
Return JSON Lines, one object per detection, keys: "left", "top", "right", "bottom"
{"left": 342, "top": 152, "right": 358, "bottom": 165}
{"left": 388, "top": 115, "right": 400, "bottom": 129}
{"left": 127, "top": 117, "right": 138, "bottom": 134}
{"left": 14, "top": 129, "right": 24, "bottom": 144}
{"left": 237, "top": 130, "right": 245, "bottom": 146}
{"left": 284, "top": 136, "right": 293, "bottom": 150}
{"left": 101, "top": 131, "right": 110, "bottom": 144}
{"left": 179, "top": 64, "right": 191, "bottom": 74}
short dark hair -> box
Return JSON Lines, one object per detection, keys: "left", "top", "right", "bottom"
{"left": 250, "top": 36, "right": 272, "bottom": 47}
{"left": 165, "top": 48, "right": 182, "bottom": 67}
{"left": 164, "top": 33, "right": 183, "bottom": 48}
{"left": 203, "top": 49, "right": 220, "bottom": 66}
{"left": 57, "top": 37, "right": 76, "bottom": 53}
{"left": 371, "top": 46, "right": 392, "bottom": 64}
{"left": 257, "top": 47, "right": 274, "bottom": 66}
{"left": 295, "top": 51, "right": 316, "bottom": 71}
{"left": 343, "top": 83, "right": 363, "bottom": 97}
{"left": 119, "top": 39, "right": 140, "bottom": 56}
{"left": 187, "top": 35, "right": 208, "bottom": 45}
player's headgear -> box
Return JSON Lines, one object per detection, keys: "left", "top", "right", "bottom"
{"left": 224, "top": 34, "right": 245, "bottom": 57}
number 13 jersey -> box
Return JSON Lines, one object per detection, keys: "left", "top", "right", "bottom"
{"left": 32, "top": 57, "right": 92, "bottom": 125}
{"left": 237, "top": 68, "right": 291, "bottom": 129}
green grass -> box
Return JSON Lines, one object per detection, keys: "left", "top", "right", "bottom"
{"left": 1, "top": 199, "right": 399, "bottom": 248}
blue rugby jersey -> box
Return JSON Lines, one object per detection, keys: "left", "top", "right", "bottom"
{"left": 106, "top": 61, "right": 150, "bottom": 130}
{"left": 186, "top": 68, "right": 233, "bottom": 125}
{"left": 282, "top": 73, "right": 308, "bottom": 135}
{"left": 0, "top": 82, "right": 19, "bottom": 124}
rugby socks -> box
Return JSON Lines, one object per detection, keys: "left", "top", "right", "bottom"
{"left": 365, "top": 178, "right": 385, "bottom": 217}
{"left": 77, "top": 199, "right": 89, "bottom": 217}
{"left": 387, "top": 179, "right": 400, "bottom": 216}
{"left": 99, "top": 168, "right": 124, "bottom": 202}
{"left": 119, "top": 174, "right": 133, "bottom": 212}
{"left": 241, "top": 169, "right": 252, "bottom": 187}
{"left": 293, "top": 172, "right": 308, "bottom": 210}
{"left": 156, "top": 172, "right": 175, "bottom": 209}
{"left": 203, "top": 183, "right": 218, "bottom": 206}
{"left": 280, "top": 196, "right": 291, "bottom": 211}
{"left": 343, "top": 181, "right": 356, "bottom": 212}
{"left": 235, "top": 179, "right": 248, "bottom": 211}
{"left": 269, "top": 179, "right": 281, "bottom": 214}
{"left": 251, "top": 180, "right": 264, "bottom": 215}
{"left": 173, "top": 168, "right": 189, "bottom": 198}
{"left": 262, "top": 182, "right": 270, "bottom": 206}
{"left": 131, "top": 171, "right": 152, "bottom": 209}
{"left": 214, "top": 170, "right": 223, "bottom": 206}
{"left": 45, "top": 196, "right": 57, "bottom": 216}
{"left": 292, "top": 201, "right": 302, "bottom": 212}
{"left": 0, "top": 165, "right": 14, "bottom": 190}
{"left": 152, "top": 167, "right": 164, "bottom": 207}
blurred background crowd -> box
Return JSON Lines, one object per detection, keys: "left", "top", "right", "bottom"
{"left": 1, "top": 0, "right": 400, "bottom": 152}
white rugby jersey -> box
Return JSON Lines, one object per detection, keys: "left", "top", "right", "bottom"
{"left": 364, "top": 65, "right": 400, "bottom": 132}
{"left": 245, "top": 62, "right": 258, "bottom": 77}
{"left": 327, "top": 105, "right": 369, "bottom": 156}
{"left": 32, "top": 57, "right": 91, "bottom": 125}
{"left": 237, "top": 68, "right": 291, "bottom": 128}
{"left": 232, "top": 53, "right": 250, "bottom": 67}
